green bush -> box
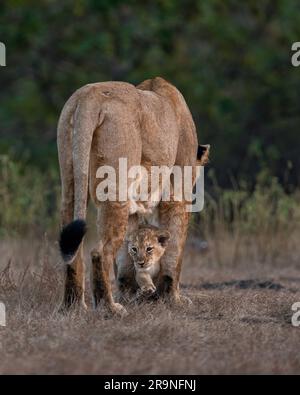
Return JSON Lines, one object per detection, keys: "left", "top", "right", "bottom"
{"left": 198, "top": 168, "right": 300, "bottom": 236}
{"left": 1, "top": 155, "right": 299, "bottom": 239}
{"left": 0, "top": 155, "right": 59, "bottom": 236}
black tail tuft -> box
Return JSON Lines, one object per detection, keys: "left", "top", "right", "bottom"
{"left": 59, "top": 219, "right": 87, "bottom": 262}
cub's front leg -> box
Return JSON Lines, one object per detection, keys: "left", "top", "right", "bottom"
{"left": 135, "top": 271, "right": 156, "bottom": 297}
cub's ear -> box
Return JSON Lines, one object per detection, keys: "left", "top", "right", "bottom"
{"left": 197, "top": 144, "right": 210, "bottom": 166}
{"left": 156, "top": 230, "right": 171, "bottom": 247}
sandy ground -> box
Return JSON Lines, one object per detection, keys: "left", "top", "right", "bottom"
{"left": 0, "top": 235, "right": 299, "bottom": 374}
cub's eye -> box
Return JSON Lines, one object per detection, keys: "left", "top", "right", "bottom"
{"left": 146, "top": 246, "right": 153, "bottom": 254}
{"left": 131, "top": 247, "right": 138, "bottom": 255}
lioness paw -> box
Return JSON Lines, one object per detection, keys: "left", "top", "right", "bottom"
{"left": 109, "top": 302, "right": 128, "bottom": 317}
{"left": 172, "top": 293, "right": 193, "bottom": 306}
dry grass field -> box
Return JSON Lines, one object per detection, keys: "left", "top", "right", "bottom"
{"left": 0, "top": 227, "right": 300, "bottom": 375}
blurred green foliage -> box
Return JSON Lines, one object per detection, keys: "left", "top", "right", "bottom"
{"left": 0, "top": 0, "right": 300, "bottom": 233}
{"left": 199, "top": 168, "right": 300, "bottom": 235}
{"left": 1, "top": 154, "right": 299, "bottom": 236}
{"left": 1, "top": 0, "right": 300, "bottom": 185}
{"left": 0, "top": 155, "right": 59, "bottom": 235}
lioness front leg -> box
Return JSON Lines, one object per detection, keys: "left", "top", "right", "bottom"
{"left": 157, "top": 201, "right": 191, "bottom": 305}
{"left": 114, "top": 214, "right": 139, "bottom": 304}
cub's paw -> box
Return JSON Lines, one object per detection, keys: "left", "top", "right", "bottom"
{"left": 141, "top": 284, "right": 156, "bottom": 295}
{"left": 136, "top": 285, "right": 158, "bottom": 303}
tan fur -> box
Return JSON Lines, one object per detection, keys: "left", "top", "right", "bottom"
{"left": 127, "top": 225, "right": 170, "bottom": 297}
{"left": 57, "top": 77, "right": 207, "bottom": 314}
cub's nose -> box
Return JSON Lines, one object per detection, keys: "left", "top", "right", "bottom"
{"left": 137, "top": 261, "right": 145, "bottom": 267}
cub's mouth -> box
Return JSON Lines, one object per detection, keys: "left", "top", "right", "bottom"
{"left": 134, "top": 262, "right": 151, "bottom": 270}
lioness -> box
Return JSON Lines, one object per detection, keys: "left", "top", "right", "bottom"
{"left": 57, "top": 76, "right": 209, "bottom": 315}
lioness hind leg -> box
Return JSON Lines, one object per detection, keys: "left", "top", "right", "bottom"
{"left": 58, "top": 106, "right": 88, "bottom": 311}
{"left": 91, "top": 202, "right": 129, "bottom": 316}
{"left": 62, "top": 245, "right": 87, "bottom": 310}
{"left": 60, "top": 196, "right": 87, "bottom": 310}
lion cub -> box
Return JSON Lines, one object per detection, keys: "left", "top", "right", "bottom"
{"left": 127, "top": 225, "right": 170, "bottom": 297}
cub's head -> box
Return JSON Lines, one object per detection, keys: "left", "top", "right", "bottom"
{"left": 127, "top": 225, "right": 170, "bottom": 270}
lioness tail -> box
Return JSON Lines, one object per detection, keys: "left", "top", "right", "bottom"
{"left": 59, "top": 219, "right": 87, "bottom": 262}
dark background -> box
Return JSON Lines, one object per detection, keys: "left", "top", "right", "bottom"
{"left": 0, "top": 0, "right": 300, "bottom": 232}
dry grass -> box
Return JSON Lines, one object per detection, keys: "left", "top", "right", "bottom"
{"left": 0, "top": 231, "right": 300, "bottom": 375}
